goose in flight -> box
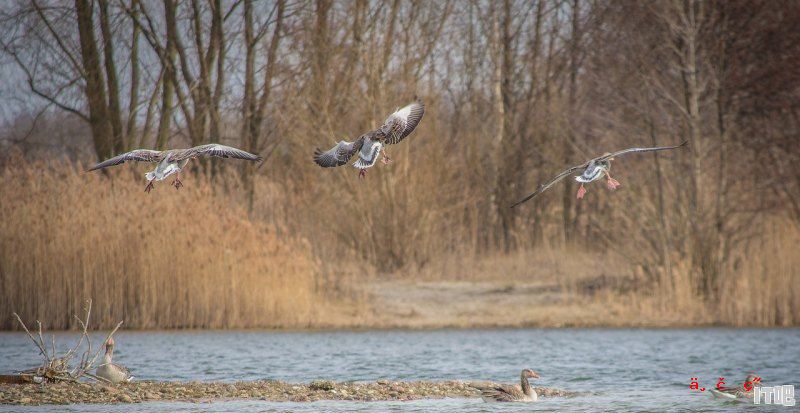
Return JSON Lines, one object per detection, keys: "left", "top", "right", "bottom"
{"left": 95, "top": 337, "right": 133, "bottom": 384}
{"left": 88, "top": 144, "right": 262, "bottom": 193}
{"left": 473, "top": 369, "right": 541, "bottom": 402}
{"left": 511, "top": 141, "right": 688, "bottom": 207}
{"left": 313, "top": 99, "right": 425, "bottom": 178}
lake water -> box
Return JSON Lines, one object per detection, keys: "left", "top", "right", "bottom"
{"left": 1, "top": 328, "right": 798, "bottom": 412}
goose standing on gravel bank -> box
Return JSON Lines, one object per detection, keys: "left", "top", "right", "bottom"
{"left": 96, "top": 337, "right": 133, "bottom": 383}
{"left": 313, "top": 99, "right": 425, "bottom": 178}
{"left": 511, "top": 141, "right": 688, "bottom": 207}
{"left": 88, "top": 144, "right": 263, "bottom": 193}
{"left": 474, "top": 369, "right": 541, "bottom": 402}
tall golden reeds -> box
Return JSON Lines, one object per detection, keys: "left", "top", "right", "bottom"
{"left": 2, "top": 157, "right": 798, "bottom": 329}
{"left": 0, "top": 159, "right": 321, "bottom": 329}
{"left": 716, "top": 219, "right": 800, "bottom": 326}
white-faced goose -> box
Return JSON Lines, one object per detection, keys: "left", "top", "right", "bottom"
{"left": 313, "top": 99, "right": 425, "bottom": 178}
{"left": 88, "top": 144, "right": 263, "bottom": 193}
{"left": 95, "top": 337, "right": 133, "bottom": 384}
{"left": 511, "top": 141, "right": 688, "bottom": 207}
{"left": 474, "top": 369, "right": 541, "bottom": 402}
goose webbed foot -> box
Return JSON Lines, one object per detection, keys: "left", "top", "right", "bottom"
{"left": 358, "top": 169, "right": 366, "bottom": 179}
{"left": 381, "top": 152, "right": 392, "bottom": 165}
{"left": 606, "top": 176, "right": 621, "bottom": 190}
{"left": 576, "top": 183, "right": 587, "bottom": 199}
{"left": 171, "top": 178, "right": 183, "bottom": 189}
{"left": 144, "top": 181, "right": 155, "bottom": 193}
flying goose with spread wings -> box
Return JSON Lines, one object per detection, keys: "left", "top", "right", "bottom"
{"left": 313, "top": 99, "right": 425, "bottom": 178}
{"left": 88, "top": 144, "right": 262, "bottom": 193}
{"left": 511, "top": 141, "right": 688, "bottom": 208}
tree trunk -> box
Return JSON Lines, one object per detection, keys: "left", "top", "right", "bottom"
{"left": 491, "top": 0, "right": 516, "bottom": 252}
{"left": 98, "top": 0, "right": 124, "bottom": 154}
{"left": 679, "top": 0, "right": 712, "bottom": 296}
{"left": 563, "top": 0, "right": 581, "bottom": 244}
{"left": 75, "top": 0, "right": 114, "bottom": 159}
{"left": 649, "top": 116, "right": 674, "bottom": 291}
{"left": 242, "top": 0, "right": 285, "bottom": 213}
{"left": 155, "top": 0, "right": 177, "bottom": 149}
{"left": 125, "top": 0, "right": 141, "bottom": 150}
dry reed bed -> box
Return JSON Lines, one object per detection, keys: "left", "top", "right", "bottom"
{"left": 1, "top": 160, "right": 799, "bottom": 329}
{"left": 0, "top": 160, "right": 320, "bottom": 329}
{"left": 402, "top": 239, "right": 800, "bottom": 327}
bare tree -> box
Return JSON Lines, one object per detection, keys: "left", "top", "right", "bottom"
{"left": 241, "top": 0, "right": 285, "bottom": 212}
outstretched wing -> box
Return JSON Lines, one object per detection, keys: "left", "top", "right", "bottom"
{"left": 87, "top": 149, "right": 164, "bottom": 171}
{"left": 382, "top": 99, "right": 425, "bottom": 145}
{"left": 510, "top": 163, "right": 588, "bottom": 208}
{"left": 512, "top": 141, "right": 687, "bottom": 208}
{"left": 313, "top": 137, "right": 365, "bottom": 168}
{"left": 173, "top": 144, "right": 263, "bottom": 162}
{"left": 597, "top": 140, "right": 688, "bottom": 162}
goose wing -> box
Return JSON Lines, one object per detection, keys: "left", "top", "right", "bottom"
{"left": 596, "top": 140, "right": 688, "bottom": 162}
{"left": 313, "top": 137, "right": 366, "bottom": 168}
{"left": 476, "top": 383, "right": 526, "bottom": 402}
{"left": 511, "top": 163, "right": 589, "bottom": 208}
{"left": 112, "top": 363, "right": 133, "bottom": 381}
{"left": 87, "top": 149, "right": 164, "bottom": 171}
{"left": 172, "top": 144, "right": 263, "bottom": 162}
{"left": 382, "top": 99, "right": 425, "bottom": 145}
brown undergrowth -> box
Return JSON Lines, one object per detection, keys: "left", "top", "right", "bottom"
{"left": 0, "top": 160, "right": 321, "bottom": 329}
{"left": 1, "top": 159, "right": 798, "bottom": 329}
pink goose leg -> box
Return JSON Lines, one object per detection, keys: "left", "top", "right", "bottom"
{"left": 576, "top": 183, "right": 587, "bottom": 199}
{"left": 171, "top": 172, "right": 183, "bottom": 189}
{"left": 358, "top": 169, "right": 366, "bottom": 179}
{"left": 606, "top": 173, "right": 621, "bottom": 190}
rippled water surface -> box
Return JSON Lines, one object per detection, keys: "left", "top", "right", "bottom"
{"left": 1, "top": 328, "right": 798, "bottom": 412}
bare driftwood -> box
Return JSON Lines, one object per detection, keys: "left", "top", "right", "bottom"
{"left": 11, "top": 299, "right": 123, "bottom": 384}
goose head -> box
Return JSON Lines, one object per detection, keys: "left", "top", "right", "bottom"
{"left": 522, "top": 369, "right": 540, "bottom": 379}
{"left": 744, "top": 373, "right": 760, "bottom": 386}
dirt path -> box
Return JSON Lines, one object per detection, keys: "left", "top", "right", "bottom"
{"left": 358, "top": 279, "right": 637, "bottom": 328}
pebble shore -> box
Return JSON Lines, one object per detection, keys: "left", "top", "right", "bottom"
{"left": 0, "top": 380, "right": 575, "bottom": 405}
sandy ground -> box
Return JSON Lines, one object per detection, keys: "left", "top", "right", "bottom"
{"left": 316, "top": 275, "right": 687, "bottom": 329}
{"left": 312, "top": 249, "right": 700, "bottom": 329}
{"left": 365, "top": 280, "right": 614, "bottom": 328}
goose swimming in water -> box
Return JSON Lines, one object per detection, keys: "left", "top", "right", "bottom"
{"left": 95, "top": 337, "right": 133, "bottom": 384}
{"left": 710, "top": 373, "right": 761, "bottom": 400}
{"left": 474, "top": 369, "right": 540, "bottom": 402}
{"left": 511, "top": 141, "right": 687, "bottom": 207}
{"left": 313, "top": 99, "right": 425, "bottom": 178}
{"left": 88, "top": 144, "right": 263, "bottom": 193}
